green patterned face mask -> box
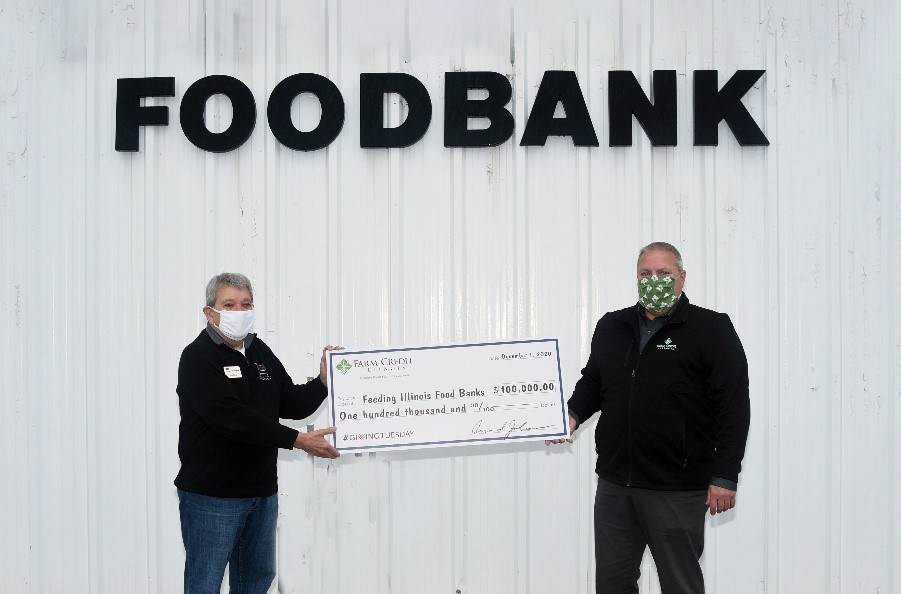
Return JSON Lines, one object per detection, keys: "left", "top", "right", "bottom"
{"left": 638, "top": 275, "right": 678, "bottom": 313}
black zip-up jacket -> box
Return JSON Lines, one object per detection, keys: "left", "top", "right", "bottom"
{"left": 174, "top": 326, "right": 327, "bottom": 497}
{"left": 567, "top": 295, "right": 750, "bottom": 490}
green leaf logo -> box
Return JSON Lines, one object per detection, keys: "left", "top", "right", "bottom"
{"left": 336, "top": 359, "right": 352, "bottom": 374}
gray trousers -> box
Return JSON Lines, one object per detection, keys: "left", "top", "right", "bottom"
{"left": 594, "top": 478, "right": 707, "bottom": 594}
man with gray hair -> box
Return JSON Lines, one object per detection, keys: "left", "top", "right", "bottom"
{"left": 175, "top": 272, "right": 339, "bottom": 594}
{"left": 552, "top": 242, "right": 750, "bottom": 593}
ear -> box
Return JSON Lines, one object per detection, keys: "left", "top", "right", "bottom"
{"left": 202, "top": 306, "right": 217, "bottom": 326}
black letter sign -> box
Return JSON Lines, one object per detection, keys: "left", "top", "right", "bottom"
{"left": 360, "top": 73, "right": 432, "bottom": 148}
{"left": 444, "top": 72, "right": 514, "bottom": 147}
{"left": 693, "top": 70, "right": 769, "bottom": 146}
{"left": 180, "top": 75, "right": 257, "bottom": 152}
{"left": 115, "top": 77, "right": 175, "bottom": 152}
{"left": 267, "top": 73, "right": 345, "bottom": 151}
{"left": 520, "top": 71, "right": 598, "bottom": 146}
{"left": 608, "top": 70, "right": 677, "bottom": 146}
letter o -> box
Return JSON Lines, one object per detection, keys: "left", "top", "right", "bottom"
{"left": 267, "top": 73, "right": 345, "bottom": 151}
{"left": 180, "top": 75, "right": 256, "bottom": 152}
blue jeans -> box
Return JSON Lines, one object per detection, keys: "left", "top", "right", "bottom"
{"left": 178, "top": 489, "right": 277, "bottom": 594}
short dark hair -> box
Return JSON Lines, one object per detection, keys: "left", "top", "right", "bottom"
{"left": 637, "top": 242, "right": 684, "bottom": 271}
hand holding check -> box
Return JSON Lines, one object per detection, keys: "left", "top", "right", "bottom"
{"left": 545, "top": 414, "right": 578, "bottom": 445}
{"left": 294, "top": 427, "right": 340, "bottom": 459}
{"left": 319, "top": 345, "right": 343, "bottom": 386}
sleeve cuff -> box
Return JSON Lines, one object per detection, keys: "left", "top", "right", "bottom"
{"left": 710, "top": 476, "right": 738, "bottom": 491}
{"left": 307, "top": 375, "right": 329, "bottom": 397}
{"left": 278, "top": 426, "right": 300, "bottom": 450}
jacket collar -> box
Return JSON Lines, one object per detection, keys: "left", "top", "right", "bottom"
{"left": 205, "top": 323, "right": 256, "bottom": 350}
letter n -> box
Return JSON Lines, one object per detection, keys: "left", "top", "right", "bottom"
{"left": 608, "top": 70, "right": 676, "bottom": 146}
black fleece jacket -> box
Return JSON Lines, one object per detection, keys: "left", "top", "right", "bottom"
{"left": 174, "top": 326, "right": 327, "bottom": 497}
{"left": 567, "top": 295, "right": 750, "bottom": 490}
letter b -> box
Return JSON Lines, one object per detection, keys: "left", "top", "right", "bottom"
{"left": 444, "top": 72, "right": 514, "bottom": 147}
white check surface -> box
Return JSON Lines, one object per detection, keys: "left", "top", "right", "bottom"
{"left": 327, "top": 339, "right": 568, "bottom": 452}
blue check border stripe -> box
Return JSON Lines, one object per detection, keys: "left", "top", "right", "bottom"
{"left": 328, "top": 338, "right": 568, "bottom": 452}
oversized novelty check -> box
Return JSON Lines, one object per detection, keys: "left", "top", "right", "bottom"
{"left": 327, "top": 339, "right": 569, "bottom": 453}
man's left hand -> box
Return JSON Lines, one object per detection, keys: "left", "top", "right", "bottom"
{"left": 319, "top": 345, "right": 343, "bottom": 387}
{"left": 706, "top": 484, "right": 736, "bottom": 515}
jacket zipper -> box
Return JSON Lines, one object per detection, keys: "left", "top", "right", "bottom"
{"left": 627, "top": 319, "right": 677, "bottom": 487}
{"left": 627, "top": 361, "right": 637, "bottom": 486}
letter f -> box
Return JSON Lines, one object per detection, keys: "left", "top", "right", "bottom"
{"left": 115, "top": 77, "right": 175, "bottom": 152}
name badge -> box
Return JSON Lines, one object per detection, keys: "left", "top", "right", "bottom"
{"left": 223, "top": 366, "right": 242, "bottom": 379}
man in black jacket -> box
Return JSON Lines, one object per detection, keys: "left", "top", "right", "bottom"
{"left": 175, "top": 272, "right": 339, "bottom": 594}
{"left": 558, "top": 242, "right": 750, "bottom": 594}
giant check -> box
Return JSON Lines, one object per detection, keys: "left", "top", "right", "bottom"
{"left": 327, "top": 339, "right": 569, "bottom": 453}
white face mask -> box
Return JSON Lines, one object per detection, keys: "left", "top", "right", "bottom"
{"left": 212, "top": 308, "right": 255, "bottom": 342}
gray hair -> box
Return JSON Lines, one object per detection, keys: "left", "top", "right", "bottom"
{"left": 637, "top": 242, "right": 684, "bottom": 272}
{"left": 205, "top": 272, "right": 254, "bottom": 306}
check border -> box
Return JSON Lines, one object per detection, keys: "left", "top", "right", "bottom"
{"left": 328, "top": 338, "right": 568, "bottom": 452}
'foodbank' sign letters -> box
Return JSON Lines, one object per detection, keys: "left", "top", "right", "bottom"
{"left": 116, "top": 70, "right": 768, "bottom": 153}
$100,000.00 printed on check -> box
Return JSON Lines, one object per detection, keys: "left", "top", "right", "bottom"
{"left": 327, "top": 339, "right": 569, "bottom": 453}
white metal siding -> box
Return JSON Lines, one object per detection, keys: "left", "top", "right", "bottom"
{"left": 1, "top": 1, "right": 899, "bottom": 593}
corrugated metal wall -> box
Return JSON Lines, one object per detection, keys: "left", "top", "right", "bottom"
{"left": 1, "top": 0, "right": 899, "bottom": 592}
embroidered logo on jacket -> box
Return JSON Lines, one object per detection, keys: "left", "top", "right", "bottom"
{"left": 255, "top": 363, "right": 272, "bottom": 381}
{"left": 656, "top": 337, "right": 678, "bottom": 351}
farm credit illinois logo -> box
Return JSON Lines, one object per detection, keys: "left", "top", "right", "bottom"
{"left": 334, "top": 355, "right": 414, "bottom": 375}
{"left": 116, "top": 70, "right": 769, "bottom": 153}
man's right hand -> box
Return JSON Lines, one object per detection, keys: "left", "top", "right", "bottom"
{"left": 294, "top": 427, "right": 341, "bottom": 458}
{"left": 545, "top": 414, "right": 578, "bottom": 445}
